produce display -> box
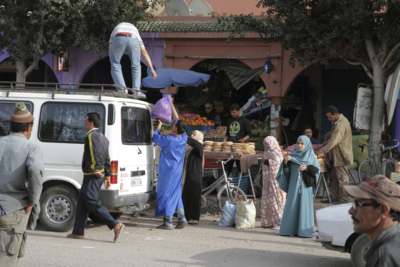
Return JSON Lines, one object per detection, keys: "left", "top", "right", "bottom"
{"left": 178, "top": 114, "right": 215, "bottom": 126}
{"left": 204, "top": 126, "right": 227, "bottom": 139}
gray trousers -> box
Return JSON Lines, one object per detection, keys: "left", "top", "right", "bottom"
{"left": 330, "top": 166, "right": 350, "bottom": 202}
{"left": 0, "top": 209, "right": 30, "bottom": 267}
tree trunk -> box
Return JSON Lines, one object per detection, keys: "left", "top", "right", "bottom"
{"left": 370, "top": 61, "right": 385, "bottom": 161}
{"left": 15, "top": 59, "right": 27, "bottom": 87}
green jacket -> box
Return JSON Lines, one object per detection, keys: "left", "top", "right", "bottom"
{"left": 320, "top": 114, "right": 353, "bottom": 167}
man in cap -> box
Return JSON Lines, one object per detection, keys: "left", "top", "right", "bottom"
{"left": 344, "top": 175, "right": 400, "bottom": 267}
{"left": 0, "top": 102, "right": 44, "bottom": 266}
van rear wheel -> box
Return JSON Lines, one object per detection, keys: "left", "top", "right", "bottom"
{"left": 39, "top": 185, "right": 78, "bottom": 232}
{"left": 89, "top": 212, "right": 123, "bottom": 223}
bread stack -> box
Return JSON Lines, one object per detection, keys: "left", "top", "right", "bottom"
{"left": 204, "top": 141, "right": 214, "bottom": 152}
{"left": 241, "top": 143, "right": 252, "bottom": 156}
{"left": 213, "top": 142, "right": 223, "bottom": 152}
{"left": 232, "top": 143, "right": 243, "bottom": 153}
{"left": 247, "top": 142, "right": 256, "bottom": 154}
{"left": 223, "top": 141, "right": 233, "bottom": 152}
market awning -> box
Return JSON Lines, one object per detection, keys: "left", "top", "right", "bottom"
{"left": 205, "top": 60, "right": 264, "bottom": 90}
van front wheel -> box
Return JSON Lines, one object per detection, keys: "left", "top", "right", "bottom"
{"left": 39, "top": 185, "right": 78, "bottom": 232}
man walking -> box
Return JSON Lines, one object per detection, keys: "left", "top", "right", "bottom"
{"left": 345, "top": 175, "right": 400, "bottom": 266}
{"left": 0, "top": 102, "right": 44, "bottom": 266}
{"left": 109, "top": 22, "right": 157, "bottom": 96}
{"left": 317, "top": 106, "right": 353, "bottom": 204}
{"left": 67, "top": 113, "right": 124, "bottom": 242}
{"left": 152, "top": 98, "right": 188, "bottom": 230}
{"left": 223, "top": 103, "right": 252, "bottom": 175}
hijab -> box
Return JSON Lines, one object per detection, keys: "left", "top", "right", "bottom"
{"left": 185, "top": 130, "right": 204, "bottom": 152}
{"left": 289, "top": 135, "right": 320, "bottom": 169}
{"left": 264, "top": 136, "right": 283, "bottom": 164}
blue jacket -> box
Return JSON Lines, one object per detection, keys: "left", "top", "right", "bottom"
{"left": 82, "top": 129, "right": 111, "bottom": 179}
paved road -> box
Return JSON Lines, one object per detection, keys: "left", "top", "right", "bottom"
{"left": 20, "top": 211, "right": 351, "bottom": 267}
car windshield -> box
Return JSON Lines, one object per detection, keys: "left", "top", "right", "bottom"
{"left": 121, "top": 107, "right": 152, "bottom": 145}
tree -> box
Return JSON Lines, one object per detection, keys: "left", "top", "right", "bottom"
{"left": 217, "top": 0, "right": 400, "bottom": 155}
{"left": 0, "top": 0, "right": 163, "bottom": 84}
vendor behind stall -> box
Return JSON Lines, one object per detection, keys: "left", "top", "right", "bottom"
{"left": 223, "top": 103, "right": 252, "bottom": 175}
{"left": 204, "top": 102, "right": 221, "bottom": 126}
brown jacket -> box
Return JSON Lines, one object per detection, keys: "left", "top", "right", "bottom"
{"left": 320, "top": 114, "right": 353, "bottom": 167}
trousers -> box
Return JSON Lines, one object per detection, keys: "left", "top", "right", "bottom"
{"left": 226, "top": 160, "right": 241, "bottom": 175}
{"left": 109, "top": 36, "right": 141, "bottom": 92}
{"left": 0, "top": 209, "right": 30, "bottom": 267}
{"left": 330, "top": 166, "right": 350, "bottom": 202}
{"left": 72, "top": 175, "right": 118, "bottom": 236}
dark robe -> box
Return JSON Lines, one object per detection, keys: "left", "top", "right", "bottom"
{"left": 182, "top": 137, "right": 203, "bottom": 221}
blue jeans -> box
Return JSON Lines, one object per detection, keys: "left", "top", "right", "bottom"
{"left": 110, "top": 36, "right": 141, "bottom": 92}
{"left": 72, "top": 175, "right": 119, "bottom": 236}
{"left": 163, "top": 208, "right": 186, "bottom": 227}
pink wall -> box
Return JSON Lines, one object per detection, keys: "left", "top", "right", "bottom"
{"left": 183, "top": 0, "right": 266, "bottom": 15}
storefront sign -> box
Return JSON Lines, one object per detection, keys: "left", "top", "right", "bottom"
{"left": 353, "top": 86, "right": 373, "bottom": 130}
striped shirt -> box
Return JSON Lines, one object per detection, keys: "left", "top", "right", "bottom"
{"left": 109, "top": 22, "right": 144, "bottom": 48}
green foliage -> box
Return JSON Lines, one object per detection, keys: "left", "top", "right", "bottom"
{"left": 0, "top": 0, "right": 163, "bottom": 78}
{"left": 216, "top": 0, "right": 400, "bottom": 73}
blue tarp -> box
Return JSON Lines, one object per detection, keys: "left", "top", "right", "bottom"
{"left": 142, "top": 68, "right": 210, "bottom": 88}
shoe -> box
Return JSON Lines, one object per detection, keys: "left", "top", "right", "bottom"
{"left": 175, "top": 220, "right": 188, "bottom": 229}
{"left": 192, "top": 220, "right": 199, "bottom": 226}
{"left": 113, "top": 223, "right": 125, "bottom": 243}
{"left": 137, "top": 93, "right": 146, "bottom": 98}
{"left": 156, "top": 224, "right": 174, "bottom": 230}
{"left": 333, "top": 201, "right": 347, "bottom": 205}
{"left": 67, "top": 233, "right": 84, "bottom": 239}
{"left": 272, "top": 226, "right": 280, "bottom": 230}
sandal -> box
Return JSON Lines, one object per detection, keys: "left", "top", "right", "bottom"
{"left": 175, "top": 220, "right": 188, "bottom": 229}
{"left": 156, "top": 224, "right": 174, "bottom": 230}
{"left": 113, "top": 223, "right": 125, "bottom": 243}
{"left": 67, "top": 233, "right": 84, "bottom": 239}
{"left": 192, "top": 220, "right": 199, "bottom": 226}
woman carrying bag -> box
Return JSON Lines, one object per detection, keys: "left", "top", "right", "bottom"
{"left": 260, "top": 136, "right": 286, "bottom": 230}
{"left": 276, "top": 135, "right": 320, "bottom": 238}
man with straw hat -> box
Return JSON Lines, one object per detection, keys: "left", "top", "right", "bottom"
{"left": 344, "top": 175, "right": 400, "bottom": 266}
{"left": 0, "top": 102, "right": 44, "bottom": 266}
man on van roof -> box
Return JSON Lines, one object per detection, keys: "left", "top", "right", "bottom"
{"left": 152, "top": 97, "right": 188, "bottom": 230}
{"left": 67, "top": 112, "right": 125, "bottom": 243}
{"left": 0, "top": 102, "right": 44, "bottom": 266}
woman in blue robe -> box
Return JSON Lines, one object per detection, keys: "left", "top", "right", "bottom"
{"left": 152, "top": 99, "right": 188, "bottom": 230}
{"left": 276, "top": 135, "right": 320, "bottom": 238}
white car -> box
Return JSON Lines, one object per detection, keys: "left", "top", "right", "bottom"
{"left": 312, "top": 203, "right": 371, "bottom": 267}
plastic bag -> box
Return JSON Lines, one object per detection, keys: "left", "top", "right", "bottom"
{"left": 151, "top": 94, "right": 171, "bottom": 123}
{"left": 218, "top": 201, "right": 237, "bottom": 227}
{"left": 234, "top": 200, "right": 256, "bottom": 230}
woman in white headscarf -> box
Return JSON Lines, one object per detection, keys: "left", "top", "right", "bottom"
{"left": 261, "top": 136, "right": 286, "bottom": 230}
{"left": 182, "top": 130, "right": 204, "bottom": 225}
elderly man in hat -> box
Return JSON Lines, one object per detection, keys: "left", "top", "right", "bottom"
{"left": 345, "top": 175, "right": 400, "bottom": 267}
{"left": 0, "top": 102, "right": 44, "bottom": 266}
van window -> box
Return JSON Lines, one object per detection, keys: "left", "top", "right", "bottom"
{"left": 0, "top": 101, "right": 33, "bottom": 136}
{"left": 39, "top": 102, "right": 105, "bottom": 143}
{"left": 121, "top": 107, "right": 151, "bottom": 145}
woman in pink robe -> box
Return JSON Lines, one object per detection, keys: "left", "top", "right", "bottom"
{"left": 261, "top": 136, "right": 287, "bottom": 229}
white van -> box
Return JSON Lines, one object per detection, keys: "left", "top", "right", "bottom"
{"left": 0, "top": 83, "right": 156, "bottom": 232}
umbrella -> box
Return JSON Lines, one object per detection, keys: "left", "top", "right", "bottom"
{"left": 142, "top": 68, "right": 210, "bottom": 88}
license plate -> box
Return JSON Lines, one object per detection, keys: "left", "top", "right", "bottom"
{"left": 131, "top": 178, "right": 142, "bottom": 187}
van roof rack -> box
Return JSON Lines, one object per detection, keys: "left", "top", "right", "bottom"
{"left": 0, "top": 81, "right": 147, "bottom": 101}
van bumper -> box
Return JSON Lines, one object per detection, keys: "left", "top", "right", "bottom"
{"left": 98, "top": 190, "right": 156, "bottom": 208}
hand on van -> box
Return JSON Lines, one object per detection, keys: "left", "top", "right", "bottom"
{"left": 104, "top": 180, "right": 111, "bottom": 190}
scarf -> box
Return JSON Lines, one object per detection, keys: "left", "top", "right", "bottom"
{"left": 264, "top": 136, "right": 283, "bottom": 164}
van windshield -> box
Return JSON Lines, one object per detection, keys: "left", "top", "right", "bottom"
{"left": 121, "top": 107, "right": 152, "bottom": 145}
{"left": 0, "top": 102, "right": 33, "bottom": 136}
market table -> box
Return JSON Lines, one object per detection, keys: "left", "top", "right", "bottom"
{"left": 314, "top": 161, "right": 332, "bottom": 204}
{"left": 203, "top": 151, "right": 263, "bottom": 199}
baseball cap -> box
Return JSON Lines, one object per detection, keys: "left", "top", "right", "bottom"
{"left": 344, "top": 175, "right": 400, "bottom": 212}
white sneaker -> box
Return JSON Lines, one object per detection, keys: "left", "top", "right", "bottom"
{"left": 137, "top": 93, "right": 146, "bottom": 98}
{"left": 272, "top": 226, "right": 280, "bottom": 230}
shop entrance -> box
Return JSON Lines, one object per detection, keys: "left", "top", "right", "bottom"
{"left": 175, "top": 59, "right": 266, "bottom": 126}
{"left": 0, "top": 58, "right": 58, "bottom": 84}
{"left": 282, "top": 61, "right": 371, "bottom": 146}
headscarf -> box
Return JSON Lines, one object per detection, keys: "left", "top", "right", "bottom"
{"left": 264, "top": 136, "right": 283, "bottom": 164}
{"left": 185, "top": 130, "right": 204, "bottom": 152}
{"left": 289, "top": 135, "right": 320, "bottom": 169}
